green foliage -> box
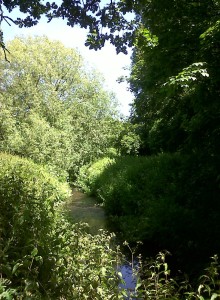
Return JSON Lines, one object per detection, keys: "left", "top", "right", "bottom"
{"left": 0, "top": 37, "right": 78, "bottom": 177}
{"left": 164, "top": 62, "right": 209, "bottom": 89}
{"left": 129, "top": 0, "right": 220, "bottom": 155}
{"left": 122, "top": 0, "right": 220, "bottom": 275}
{"left": 77, "top": 157, "right": 115, "bottom": 195}
{"left": 0, "top": 278, "right": 17, "bottom": 299}
{"left": 133, "top": 251, "right": 180, "bottom": 299}
{"left": 0, "top": 153, "right": 126, "bottom": 298}
{"left": 0, "top": 152, "right": 69, "bottom": 297}
{"left": 0, "top": 36, "right": 119, "bottom": 180}
{"left": 189, "top": 254, "right": 220, "bottom": 300}
{"left": 128, "top": 251, "right": 220, "bottom": 299}
{"left": 77, "top": 153, "right": 182, "bottom": 240}
{"left": 1, "top": 0, "right": 137, "bottom": 55}
{"left": 0, "top": 152, "right": 70, "bottom": 243}
{"left": 77, "top": 153, "right": 220, "bottom": 275}
{"left": 114, "top": 121, "right": 141, "bottom": 155}
{"left": 68, "top": 102, "right": 119, "bottom": 179}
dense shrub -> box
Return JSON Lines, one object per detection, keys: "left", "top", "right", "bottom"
{"left": 77, "top": 157, "right": 115, "bottom": 195}
{"left": 77, "top": 153, "right": 186, "bottom": 247}
{"left": 77, "top": 153, "right": 183, "bottom": 232}
{"left": 0, "top": 153, "right": 125, "bottom": 299}
{"left": 0, "top": 153, "right": 70, "bottom": 296}
{"left": 0, "top": 152, "right": 70, "bottom": 251}
{"left": 77, "top": 153, "right": 220, "bottom": 275}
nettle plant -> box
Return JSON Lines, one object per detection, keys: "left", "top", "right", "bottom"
{"left": 128, "top": 250, "right": 220, "bottom": 300}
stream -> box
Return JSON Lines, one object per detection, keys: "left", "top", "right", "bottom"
{"left": 67, "top": 188, "right": 137, "bottom": 296}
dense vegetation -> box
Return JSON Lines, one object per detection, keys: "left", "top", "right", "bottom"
{"left": 1, "top": 0, "right": 220, "bottom": 298}
{"left": 129, "top": 0, "right": 220, "bottom": 158}
{"left": 77, "top": 0, "right": 220, "bottom": 281}
{"left": 0, "top": 37, "right": 129, "bottom": 299}
{"left": 0, "top": 153, "right": 126, "bottom": 299}
{"left": 129, "top": 0, "right": 220, "bottom": 273}
{"left": 78, "top": 153, "right": 220, "bottom": 275}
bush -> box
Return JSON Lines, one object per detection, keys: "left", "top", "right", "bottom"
{"left": 128, "top": 251, "right": 220, "bottom": 299}
{"left": 77, "top": 153, "right": 220, "bottom": 276}
{"left": 0, "top": 153, "right": 70, "bottom": 296}
{"left": 0, "top": 152, "right": 70, "bottom": 249}
{"left": 0, "top": 153, "right": 126, "bottom": 298}
{"left": 77, "top": 153, "right": 183, "bottom": 235}
{"left": 76, "top": 157, "right": 115, "bottom": 195}
{"left": 77, "top": 154, "right": 177, "bottom": 246}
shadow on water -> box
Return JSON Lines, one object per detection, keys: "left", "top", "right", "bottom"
{"left": 66, "top": 188, "right": 138, "bottom": 297}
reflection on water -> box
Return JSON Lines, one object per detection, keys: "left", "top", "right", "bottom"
{"left": 119, "top": 262, "right": 138, "bottom": 297}
{"left": 67, "top": 188, "right": 138, "bottom": 297}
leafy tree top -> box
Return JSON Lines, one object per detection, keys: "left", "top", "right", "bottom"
{"left": 0, "top": 0, "right": 137, "bottom": 55}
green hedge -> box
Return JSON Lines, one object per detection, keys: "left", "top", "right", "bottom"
{"left": 0, "top": 153, "right": 126, "bottom": 299}
{"left": 77, "top": 157, "right": 115, "bottom": 196}
{"left": 0, "top": 152, "right": 70, "bottom": 249}
{"left": 77, "top": 153, "right": 182, "bottom": 215}
{"left": 77, "top": 153, "right": 220, "bottom": 275}
{"left": 0, "top": 153, "right": 70, "bottom": 297}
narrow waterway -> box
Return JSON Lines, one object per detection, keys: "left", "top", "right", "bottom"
{"left": 66, "top": 188, "right": 137, "bottom": 296}
{"left": 67, "top": 188, "right": 106, "bottom": 234}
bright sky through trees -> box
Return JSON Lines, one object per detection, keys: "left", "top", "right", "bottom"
{"left": 2, "top": 9, "right": 133, "bottom": 116}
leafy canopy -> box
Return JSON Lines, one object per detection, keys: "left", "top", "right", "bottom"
{"left": 0, "top": 0, "right": 137, "bottom": 55}
{"left": 0, "top": 36, "right": 119, "bottom": 179}
{"left": 128, "top": 0, "right": 220, "bottom": 155}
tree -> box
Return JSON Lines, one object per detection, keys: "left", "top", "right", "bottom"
{"left": 0, "top": 0, "right": 137, "bottom": 55}
{"left": 0, "top": 36, "right": 119, "bottom": 179}
{"left": 128, "top": 0, "right": 220, "bottom": 155}
{"left": 125, "top": 0, "right": 220, "bottom": 270}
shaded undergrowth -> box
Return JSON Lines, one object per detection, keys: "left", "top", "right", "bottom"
{"left": 77, "top": 153, "right": 220, "bottom": 277}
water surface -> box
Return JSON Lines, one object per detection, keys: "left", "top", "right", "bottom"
{"left": 67, "top": 188, "right": 106, "bottom": 234}
{"left": 66, "top": 188, "right": 139, "bottom": 296}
